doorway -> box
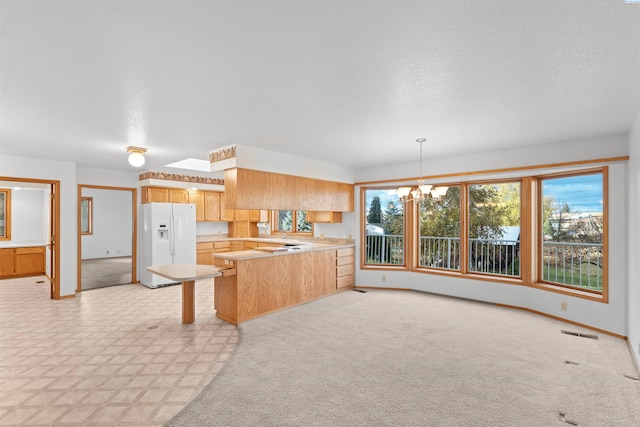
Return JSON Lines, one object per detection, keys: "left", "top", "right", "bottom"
{"left": 77, "top": 185, "right": 137, "bottom": 292}
{"left": 0, "top": 176, "right": 60, "bottom": 299}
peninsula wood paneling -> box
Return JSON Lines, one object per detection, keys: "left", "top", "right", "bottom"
{"left": 224, "top": 168, "right": 353, "bottom": 212}
{"left": 218, "top": 249, "right": 339, "bottom": 324}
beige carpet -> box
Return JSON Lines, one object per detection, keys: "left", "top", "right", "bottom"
{"left": 82, "top": 256, "right": 132, "bottom": 290}
{"left": 167, "top": 289, "right": 640, "bottom": 427}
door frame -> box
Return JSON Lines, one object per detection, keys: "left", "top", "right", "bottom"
{"left": 77, "top": 184, "right": 138, "bottom": 292}
{"left": 0, "top": 176, "right": 61, "bottom": 299}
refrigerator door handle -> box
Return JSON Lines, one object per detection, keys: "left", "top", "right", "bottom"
{"left": 170, "top": 212, "right": 175, "bottom": 257}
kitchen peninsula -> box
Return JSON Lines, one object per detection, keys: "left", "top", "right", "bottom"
{"left": 203, "top": 237, "right": 355, "bottom": 324}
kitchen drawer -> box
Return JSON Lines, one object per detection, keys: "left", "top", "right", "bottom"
{"left": 214, "top": 241, "right": 231, "bottom": 249}
{"left": 15, "top": 247, "right": 45, "bottom": 255}
{"left": 336, "top": 256, "right": 353, "bottom": 266}
{"left": 337, "top": 274, "right": 354, "bottom": 289}
{"left": 196, "top": 242, "right": 214, "bottom": 250}
{"left": 336, "top": 264, "right": 354, "bottom": 278}
{"left": 336, "top": 247, "right": 354, "bottom": 258}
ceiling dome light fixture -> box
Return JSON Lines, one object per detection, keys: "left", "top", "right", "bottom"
{"left": 126, "top": 146, "right": 147, "bottom": 167}
{"left": 397, "top": 138, "right": 448, "bottom": 203}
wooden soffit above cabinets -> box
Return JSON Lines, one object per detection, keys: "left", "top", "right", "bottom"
{"left": 224, "top": 168, "right": 354, "bottom": 212}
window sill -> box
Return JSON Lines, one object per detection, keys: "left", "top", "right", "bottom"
{"left": 529, "top": 282, "right": 606, "bottom": 303}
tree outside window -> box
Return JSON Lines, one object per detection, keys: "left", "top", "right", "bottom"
{"left": 274, "top": 210, "right": 311, "bottom": 233}
{"left": 364, "top": 188, "right": 405, "bottom": 265}
{"left": 418, "top": 185, "right": 461, "bottom": 270}
{"left": 468, "top": 182, "right": 521, "bottom": 277}
{"left": 541, "top": 172, "right": 603, "bottom": 291}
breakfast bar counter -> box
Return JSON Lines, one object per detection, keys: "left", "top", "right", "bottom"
{"left": 211, "top": 242, "right": 355, "bottom": 325}
{"left": 147, "top": 264, "right": 223, "bottom": 324}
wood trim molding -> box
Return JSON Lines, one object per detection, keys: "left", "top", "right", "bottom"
{"left": 355, "top": 156, "right": 629, "bottom": 186}
{"left": 1, "top": 176, "right": 61, "bottom": 300}
{"left": 77, "top": 184, "right": 138, "bottom": 292}
{"left": 138, "top": 171, "right": 224, "bottom": 185}
{"left": 210, "top": 145, "right": 237, "bottom": 163}
{"left": 496, "top": 303, "right": 626, "bottom": 340}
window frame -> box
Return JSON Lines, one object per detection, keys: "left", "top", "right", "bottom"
{"left": 0, "top": 188, "right": 11, "bottom": 240}
{"left": 80, "top": 196, "right": 93, "bottom": 235}
{"left": 271, "top": 210, "right": 313, "bottom": 235}
{"left": 360, "top": 165, "right": 608, "bottom": 302}
{"left": 532, "top": 168, "right": 607, "bottom": 300}
{"left": 360, "top": 186, "right": 409, "bottom": 269}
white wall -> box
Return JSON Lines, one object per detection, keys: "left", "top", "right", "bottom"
{"left": 0, "top": 184, "right": 48, "bottom": 245}
{"left": 195, "top": 221, "right": 229, "bottom": 236}
{"left": 81, "top": 188, "right": 132, "bottom": 259}
{"left": 352, "top": 134, "right": 631, "bottom": 337}
{"left": 628, "top": 113, "right": 640, "bottom": 367}
{"left": 0, "top": 155, "right": 77, "bottom": 297}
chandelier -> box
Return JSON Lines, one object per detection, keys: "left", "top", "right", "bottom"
{"left": 397, "top": 138, "right": 448, "bottom": 203}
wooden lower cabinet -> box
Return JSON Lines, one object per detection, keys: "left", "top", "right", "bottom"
{"left": 0, "top": 246, "right": 46, "bottom": 278}
{"left": 214, "top": 249, "right": 344, "bottom": 324}
{"left": 336, "top": 247, "right": 355, "bottom": 288}
{"left": 196, "top": 242, "right": 214, "bottom": 265}
{"left": 0, "top": 248, "right": 14, "bottom": 276}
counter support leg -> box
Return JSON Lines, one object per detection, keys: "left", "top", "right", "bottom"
{"left": 182, "top": 280, "right": 195, "bottom": 324}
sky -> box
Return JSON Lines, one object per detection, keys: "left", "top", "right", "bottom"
{"left": 542, "top": 173, "right": 603, "bottom": 213}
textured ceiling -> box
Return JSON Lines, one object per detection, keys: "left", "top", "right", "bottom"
{"left": 1, "top": 0, "right": 639, "bottom": 174}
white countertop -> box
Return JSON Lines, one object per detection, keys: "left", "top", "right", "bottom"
{"left": 0, "top": 241, "right": 47, "bottom": 249}
{"left": 147, "top": 264, "right": 223, "bottom": 281}
{"left": 212, "top": 242, "right": 354, "bottom": 261}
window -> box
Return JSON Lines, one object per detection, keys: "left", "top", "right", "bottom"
{"left": 273, "top": 210, "right": 312, "bottom": 234}
{"left": 468, "top": 182, "right": 521, "bottom": 277}
{"left": 418, "top": 185, "right": 461, "bottom": 270}
{"left": 80, "top": 197, "right": 93, "bottom": 235}
{"left": 540, "top": 172, "right": 604, "bottom": 292}
{"left": 363, "top": 188, "right": 405, "bottom": 266}
{"left": 361, "top": 166, "right": 608, "bottom": 300}
{"left": 0, "top": 189, "right": 10, "bottom": 240}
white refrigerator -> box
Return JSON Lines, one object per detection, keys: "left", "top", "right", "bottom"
{"left": 140, "top": 202, "right": 196, "bottom": 288}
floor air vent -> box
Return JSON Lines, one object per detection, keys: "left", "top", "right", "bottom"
{"left": 561, "top": 330, "right": 598, "bottom": 340}
{"left": 352, "top": 289, "right": 367, "bottom": 293}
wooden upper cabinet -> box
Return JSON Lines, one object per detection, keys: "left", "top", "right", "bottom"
{"left": 234, "top": 209, "right": 250, "bottom": 221}
{"left": 188, "top": 191, "right": 205, "bottom": 221}
{"left": 220, "top": 193, "right": 235, "bottom": 221}
{"left": 224, "top": 168, "right": 354, "bottom": 212}
{"left": 249, "top": 210, "right": 262, "bottom": 222}
{"left": 142, "top": 187, "right": 169, "bottom": 203}
{"left": 169, "top": 188, "right": 189, "bottom": 203}
{"left": 307, "top": 211, "right": 342, "bottom": 223}
{"left": 204, "top": 192, "right": 221, "bottom": 221}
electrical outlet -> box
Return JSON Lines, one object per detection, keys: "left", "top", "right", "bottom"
{"left": 561, "top": 301, "right": 567, "bottom": 311}
{"left": 382, "top": 275, "right": 386, "bottom": 283}
{"left": 106, "top": 250, "right": 109, "bottom": 255}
